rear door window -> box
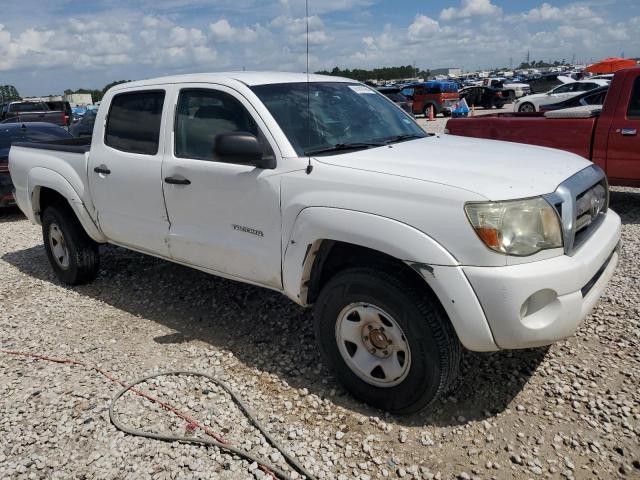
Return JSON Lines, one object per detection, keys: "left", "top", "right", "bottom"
{"left": 627, "top": 77, "right": 640, "bottom": 119}
{"left": 105, "top": 90, "right": 165, "bottom": 155}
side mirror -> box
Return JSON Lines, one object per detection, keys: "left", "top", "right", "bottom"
{"left": 213, "top": 132, "right": 276, "bottom": 169}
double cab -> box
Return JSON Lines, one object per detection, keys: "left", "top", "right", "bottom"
{"left": 9, "top": 72, "right": 621, "bottom": 413}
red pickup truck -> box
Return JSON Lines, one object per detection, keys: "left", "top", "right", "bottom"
{"left": 446, "top": 67, "right": 640, "bottom": 187}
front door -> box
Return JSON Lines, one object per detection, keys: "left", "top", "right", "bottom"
{"left": 88, "top": 89, "right": 170, "bottom": 255}
{"left": 607, "top": 75, "right": 640, "bottom": 184}
{"left": 161, "top": 85, "right": 283, "bottom": 288}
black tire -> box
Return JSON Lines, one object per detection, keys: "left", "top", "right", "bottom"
{"left": 42, "top": 205, "right": 99, "bottom": 285}
{"left": 314, "top": 267, "right": 461, "bottom": 414}
{"left": 422, "top": 103, "right": 438, "bottom": 118}
{"left": 518, "top": 102, "right": 535, "bottom": 113}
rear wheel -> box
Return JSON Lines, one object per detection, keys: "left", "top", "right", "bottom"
{"left": 518, "top": 102, "right": 535, "bottom": 113}
{"left": 42, "top": 205, "right": 99, "bottom": 285}
{"left": 314, "top": 267, "right": 461, "bottom": 414}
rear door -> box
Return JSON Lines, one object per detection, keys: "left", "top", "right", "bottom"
{"left": 87, "top": 88, "right": 171, "bottom": 255}
{"left": 607, "top": 76, "right": 640, "bottom": 183}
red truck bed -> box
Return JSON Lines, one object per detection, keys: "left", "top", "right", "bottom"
{"left": 445, "top": 67, "right": 640, "bottom": 187}
{"left": 446, "top": 112, "right": 597, "bottom": 159}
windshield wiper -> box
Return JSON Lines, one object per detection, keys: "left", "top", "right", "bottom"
{"left": 382, "top": 134, "right": 424, "bottom": 145}
{"left": 304, "top": 142, "right": 385, "bottom": 156}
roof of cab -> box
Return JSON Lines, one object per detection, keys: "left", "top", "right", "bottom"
{"left": 111, "top": 72, "right": 355, "bottom": 91}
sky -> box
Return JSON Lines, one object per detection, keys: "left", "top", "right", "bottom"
{"left": 1, "top": 0, "right": 638, "bottom": 96}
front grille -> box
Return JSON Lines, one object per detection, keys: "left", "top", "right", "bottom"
{"left": 544, "top": 165, "right": 608, "bottom": 255}
{"left": 574, "top": 182, "right": 607, "bottom": 249}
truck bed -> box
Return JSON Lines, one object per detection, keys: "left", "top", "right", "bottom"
{"left": 446, "top": 113, "right": 597, "bottom": 159}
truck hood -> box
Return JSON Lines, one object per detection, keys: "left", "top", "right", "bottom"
{"left": 314, "top": 135, "right": 591, "bottom": 200}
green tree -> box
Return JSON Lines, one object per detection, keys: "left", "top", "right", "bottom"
{"left": 62, "top": 80, "right": 132, "bottom": 103}
{"left": 0, "top": 85, "right": 21, "bottom": 102}
{"left": 316, "top": 65, "right": 419, "bottom": 82}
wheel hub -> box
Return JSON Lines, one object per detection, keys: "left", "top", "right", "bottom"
{"left": 335, "top": 303, "right": 411, "bottom": 387}
{"left": 48, "top": 223, "right": 70, "bottom": 270}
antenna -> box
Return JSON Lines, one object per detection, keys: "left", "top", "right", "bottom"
{"left": 305, "top": 0, "right": 313, "bottom": 174}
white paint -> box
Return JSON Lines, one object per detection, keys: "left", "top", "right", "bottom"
{"left": 8, "top": 71, "right": 622, "bottom": 352}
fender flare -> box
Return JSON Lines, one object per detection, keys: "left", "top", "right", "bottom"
{"left": 282, "top": 207, "right": 458, "bottom": 303}
{"left": 281, "top": 207, "right": 498, "bottom": 352}
{"left": 28, "top": 167, "right": 107, "bottom": 243}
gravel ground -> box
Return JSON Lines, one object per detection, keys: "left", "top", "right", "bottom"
{"left": 0, "top": 170, "right": 639, "bottom": 478}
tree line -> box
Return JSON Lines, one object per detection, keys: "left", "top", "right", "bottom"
{"left": 63, "top": 80, "right": 132, "bottom": 102}
{"left": 0, "top": 85, "right": 21, "bottom": 102}
{"left": 315, "top": 66, "right": 430, "bottom": 81}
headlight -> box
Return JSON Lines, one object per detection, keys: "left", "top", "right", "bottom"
{"left": 464, "top": 197, "right": 563, "bottom": 256}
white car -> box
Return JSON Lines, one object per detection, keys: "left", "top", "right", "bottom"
{"left": 8, "top": 72, "right": 621, "bottom": 413}
{"left": 514, "top": 79, "right": 610, "bottom": 113}
{"left": 482, "top": 78, "right": 531, "bottom": 99}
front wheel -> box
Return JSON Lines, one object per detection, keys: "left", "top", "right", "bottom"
{"left": 518, "top": 102, "right": 536, "bottom": 113}
{"left": 314, "top": 268, "right": 461, "bottom": 414}
{"left": 42, "top": 205, "right": 99, "bottom": 285}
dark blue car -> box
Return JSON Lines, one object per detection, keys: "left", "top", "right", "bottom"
{"left": 0, "top": 122, "right": 73, "bottom": 207}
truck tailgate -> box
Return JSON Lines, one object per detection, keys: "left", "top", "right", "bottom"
{"left": 446, "top": 116, "right": 597, "bottom": 160}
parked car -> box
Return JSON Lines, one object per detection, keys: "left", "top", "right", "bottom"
{"left": 458, "top": 86, "right": 505, "bottom": 109}
{"left": 45, "top": 101, "right": 72, "bottom": 126}
{"left": 512, "top": 79, "right": 610, "bottom": 113}
{"left": 0, "top": 101, "right": 69, "bottom": 126}
{"left": 400, "top": 81, "right": 459, "bottom": 117}
{"left": 10, "top": 72, "right": 620, "bottom": 413}
{"left": 527, "top": 73, "right": 565, "bottom": 94}
{"left": 69, "top": 109, "right": 97, "bottom": 137}
{"left": 481, "top": 78, "right": 530, "bottom": 100}
{"left": 446, "top": 67, "right": 639, "bottom": 187}
{"left": 539, "top": 85, "right": 609, "bottom": 112}
{"left": 376, "top": 86, "right": 413, "bottom": 114}
{"left": 0, "top": 122, "right": 73, "bottom": 207}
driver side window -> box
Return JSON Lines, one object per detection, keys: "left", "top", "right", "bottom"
{"left": 553, "top": 84, "right": 572, "bottom": 94}
{"left": 175, "top": 89, "right": 270, "bottom": 161}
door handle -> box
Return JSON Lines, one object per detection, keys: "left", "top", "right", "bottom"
{"left": 619, "top": 128, "right": 637, "bottom": 136}
{"left": 93, "top": 165, "right": 111, "bottom": 175}
{"left": 164, "top": 176, "right": 191, "bottom": 185}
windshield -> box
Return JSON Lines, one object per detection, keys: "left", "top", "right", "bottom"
{"left": 12, "top": 103, "right": 48, "bottom": 112}
{"left": 251, "top": 82, "right": 425, "bottom": 156}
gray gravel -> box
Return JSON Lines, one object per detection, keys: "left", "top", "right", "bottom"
{"left": 0, "top": 184, "right": 639, "bottom": 479}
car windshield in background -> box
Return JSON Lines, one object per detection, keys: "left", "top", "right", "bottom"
{"left": 12, "top": 103, "right": 47, "bottom": 112}
{"left": 251, "top": 82, "right": 426, "bottom": 156}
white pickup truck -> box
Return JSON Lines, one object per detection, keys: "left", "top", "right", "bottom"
{"left": 9, "top": 72, "right": 621, "bottom": 413}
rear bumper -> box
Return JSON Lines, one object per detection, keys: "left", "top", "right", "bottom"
{"left": 463, "top": 211, "right": 621, "bottom": 349}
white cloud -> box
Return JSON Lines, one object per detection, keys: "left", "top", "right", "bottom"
{"left": 209, "top": 19, "right": 258, "bottom": 43}
{"left": 270, "top": 15, "right": 330, "bottom": 46}
{"left": 440, "top": 0, "right": 501, "bottom": 21}
{"left": 523, "top": 3, "right": 604, "bottom": 27}
{"left": 408, "top": 14, "right": 440, "bottom": 40}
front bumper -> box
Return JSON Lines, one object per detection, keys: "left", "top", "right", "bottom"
{"left": 464, "top": 210, "right": 621, "bottom": 349}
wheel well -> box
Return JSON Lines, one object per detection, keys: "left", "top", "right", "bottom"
{"left": 305, "top": 240, "right": 433, "bottom": 305}
{"left": 36, "top": 187, "right": 72, "bottom": 217}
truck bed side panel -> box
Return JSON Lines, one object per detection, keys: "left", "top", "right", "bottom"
{"left": 447, "top": 116, "right": 597, "bottom": 160}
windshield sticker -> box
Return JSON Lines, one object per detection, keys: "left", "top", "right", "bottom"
{"left": 349, "top": 85, "right": 375, "bottom": 94}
